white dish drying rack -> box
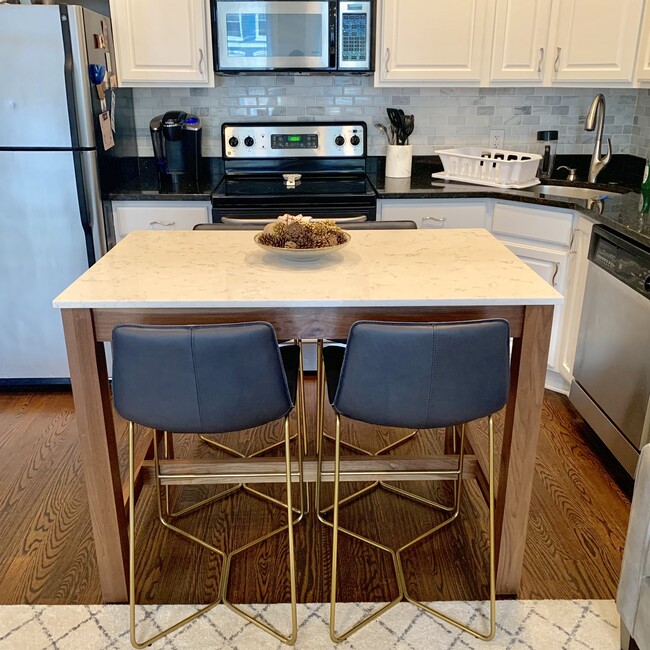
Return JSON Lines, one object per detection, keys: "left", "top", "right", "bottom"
{"left": 433, "top": 147, "right": 541, "bottom": 189}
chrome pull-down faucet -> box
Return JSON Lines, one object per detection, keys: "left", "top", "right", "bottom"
{"left": 584, "top": 93, "right": 612, "bottom": 183}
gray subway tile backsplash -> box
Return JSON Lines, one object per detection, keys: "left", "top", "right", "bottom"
{"left": 133, "top": 78, "right": 647, "bottom": 159}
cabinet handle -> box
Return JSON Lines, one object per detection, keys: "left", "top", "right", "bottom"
{"left": 384, "top": 47, "right": 391, "bottom": 75}
{"left": 198, "top": 48, "right": 205, "bottom": 75}
{"left": 551, "top": 262, "right": 559, "bottom": 286}
{"left": 537, "top": 47, "right": 545, "bottom": 74}
{"left": 554, "top": 46, "right": 561, "bottom": 73}
{"left": 149, "top": 220, "right": 176, "bottom": 227}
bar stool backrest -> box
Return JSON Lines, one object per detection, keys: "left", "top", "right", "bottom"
{"left": 332, "top": 320, "right": 510, "bottom": 429}
{"left": 112, "top": 323, "right": 293, "bottom": 433}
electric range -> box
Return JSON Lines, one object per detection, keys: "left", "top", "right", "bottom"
{"left": 211, "top": 122, "right": 377, "bottom": 225}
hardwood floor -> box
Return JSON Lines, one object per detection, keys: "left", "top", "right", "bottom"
{"left": 0, "top": 381, "right": 631, "bottom": 605}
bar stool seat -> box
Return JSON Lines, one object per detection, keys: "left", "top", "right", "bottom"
{"left": 317, "top": 319, "right": 510, "bottom": 643}
{"left": 112, "top": 322, "right": 303, "bottom": 648}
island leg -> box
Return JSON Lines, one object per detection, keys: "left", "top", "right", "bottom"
{"left": 61, "top": 308, "right": 129, "bottom": 602}
{"left": 495, "top": 304, "right": 553, "bottom": 596}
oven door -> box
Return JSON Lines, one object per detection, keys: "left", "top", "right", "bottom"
{"left": 215, "top": 1, "right": 335, "bottom": 72}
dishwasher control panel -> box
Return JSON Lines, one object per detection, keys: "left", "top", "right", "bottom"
{"left": 590, "top": 226, "right": 650, "bottom": 297}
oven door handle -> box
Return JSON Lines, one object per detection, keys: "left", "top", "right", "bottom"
{"left": 220, "top": 215, "right": 368, "bottom": 226}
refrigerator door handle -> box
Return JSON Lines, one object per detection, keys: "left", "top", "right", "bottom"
{"left": 63, "top": 6, "right": 96, "bottom": 149}
{"left": 76, "top": 150, "right": 107, "bottom": 263}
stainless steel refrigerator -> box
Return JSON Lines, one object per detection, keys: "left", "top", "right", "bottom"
{"left": 0, "top": 4, "right": 135, "bottom": 385}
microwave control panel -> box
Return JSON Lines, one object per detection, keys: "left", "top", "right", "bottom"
{"left": 338, "top": 1, "right": 371, "bottom": 70}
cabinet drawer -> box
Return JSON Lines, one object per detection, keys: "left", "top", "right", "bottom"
{"left": 492, "top": 201, "right": 573, "bottom": 246}
{"left": 379, "top": 199, "right": 490, "bottom": 229}
{"left": 112, "top": 202, "right": 210, "bottom": 242}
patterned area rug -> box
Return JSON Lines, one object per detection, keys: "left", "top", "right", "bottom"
{"left": 0, "top": 600, "right": 618, "bottom": 649}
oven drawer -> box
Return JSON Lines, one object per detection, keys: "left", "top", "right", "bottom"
{"left": 212, "top": 203, "right": 376, "bottom": 223}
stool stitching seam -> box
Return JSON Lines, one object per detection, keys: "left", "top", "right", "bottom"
{"left": 424, "top": 326, "right": 437, "bottom": 429}
{"left": 189, "top": 328, "right": 205, "bottom": 432}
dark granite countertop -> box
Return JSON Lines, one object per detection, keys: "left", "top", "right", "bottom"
{"left": 106, "top": 155, "right": 650, "bottom": 249}
{"left": 107, "top": 158, "right": 223, "bottom": 201}
{"left": 367, "top": 156, "right": 650, "bottom": 249}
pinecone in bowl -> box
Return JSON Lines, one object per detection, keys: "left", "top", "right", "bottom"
{"left": 257, "top": 214, "right": 349, "bottom": 249}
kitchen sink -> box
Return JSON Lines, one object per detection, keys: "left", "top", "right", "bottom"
{"left": 532, "top": 184, "right": 623, "bottom": 200}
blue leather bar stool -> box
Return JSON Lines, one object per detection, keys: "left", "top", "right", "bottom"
{"left": 316, "top": 319, "right": 510, "bottom": 642}
{"left": 112, "top": 322, "right": 302, "bottom": 648}
{"left": 193, "top": 222, "right": 308, "bottom": 469}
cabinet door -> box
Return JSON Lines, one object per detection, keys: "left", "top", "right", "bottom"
{"left": 112, "top": 202, "right": 210, "bottom": 243}
{"left": 559, "top": 216, "right": 594, "bottom": 382}
{"left": 490, "top": 0, "right": 552, "bottom": 83}
{"left": 636, "top": 1, "right": 650, "bottom": 82}
{"left": 378, "top": 199, "right": 490, "bottom": 229}
{"left": 504, "top": 241, "right": 568, "bottom": 371}
{"left": 550, "top": 0, "right": 643, "bottom": 83}
{"left": 110, "top": 0, "right": 213, "bottom": 86}
{"left": 377, "top": 0, "right": 491, "bottom": 85}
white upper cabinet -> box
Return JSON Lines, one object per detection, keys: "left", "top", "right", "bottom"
{"left": 375, "top": 0, "right": 492, "bottom": 86}
{"left": 549, "top": 0, "right": 643, "bottom": 83}
{"left": 635, "top": 0, "right": 650, "bottom": 82}
{"left": 490, "top": 0, "right": 552, "bottom": 84}
{"left": 110, "top": 0, "right": 213, "bottom": 87}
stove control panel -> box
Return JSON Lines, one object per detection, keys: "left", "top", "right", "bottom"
{"left": 222, "top": 122, "right": 366, "bottom": 159}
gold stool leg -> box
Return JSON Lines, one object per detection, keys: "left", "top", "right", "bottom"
{"left": 328, "top": 414, "right": 403, "bottom": 642}
{"left": 162, "top": 431, "right": 241, "bottom": 520}
{"left": 317, "top": 340, "right": 456, "bottom": 518}
{"left": 222, "top": 416, "right": 298, "bottom": 645}
{"left": 396, "top": 417, "right": 496, "bottom": 641}
{"left": 129, "top": 422, "right": 225, "bottom": 649}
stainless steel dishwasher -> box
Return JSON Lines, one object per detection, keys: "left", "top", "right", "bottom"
{"left": 570, "top": 226, "right": 650, "bottom": 476}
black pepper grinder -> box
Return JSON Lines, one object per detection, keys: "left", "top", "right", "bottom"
{"left": 537, "top": 130, "right": 558, "bottom": 180}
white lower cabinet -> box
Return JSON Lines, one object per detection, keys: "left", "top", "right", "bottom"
{"left": 499, "top": 240, "right": 569, "bottom": 376}
{"left": 558, "top": 215, "right": 595, "bottom": 383}
{"left": 379, "top": 197, "right": 583, "bottom": 393}
{"left": 377, "top": 199, "right": 490, "bottom": 229}
{"left": 111, "top": 201, "right": 210, "bottom": 245}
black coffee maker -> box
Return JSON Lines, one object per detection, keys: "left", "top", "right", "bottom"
{"left": 150, "top": 111, "right": 202, "bottom": 183}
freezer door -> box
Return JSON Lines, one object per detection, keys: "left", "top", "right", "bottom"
{"left": 0, "top": 151, "right": 90, "bottom": 380}
{"left": 0, "top": 6, "right": 72, "bottom": 148}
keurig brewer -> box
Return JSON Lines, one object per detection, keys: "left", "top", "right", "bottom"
{"left": 150, "top": 111, "right": 202, "bottom": 184}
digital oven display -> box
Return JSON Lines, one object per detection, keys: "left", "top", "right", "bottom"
{"left": 271, "top": 134, "right": 319, "bottom": 149}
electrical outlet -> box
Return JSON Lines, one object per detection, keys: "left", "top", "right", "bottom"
{"left": 489, "top": 130, "right": 505, "bottom": 149}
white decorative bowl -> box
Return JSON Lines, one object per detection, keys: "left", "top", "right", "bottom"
{"left": 254, "top": 232, "right": 351, "bottom": 261}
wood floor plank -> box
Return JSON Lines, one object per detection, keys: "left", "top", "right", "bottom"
{"left": 0, "top": 381, "right": 631, "bottom": 605}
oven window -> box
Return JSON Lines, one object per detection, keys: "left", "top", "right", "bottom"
{"left": 225, "top": 12, "right": 323, "bottom": 58}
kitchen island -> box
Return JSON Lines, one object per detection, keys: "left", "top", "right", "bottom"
{"left": 54, "top": 228, "right": 562, "bottom": 604}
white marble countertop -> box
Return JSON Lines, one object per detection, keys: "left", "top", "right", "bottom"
{"left": 53, "top": 229, "right": 563, "bottom": 309}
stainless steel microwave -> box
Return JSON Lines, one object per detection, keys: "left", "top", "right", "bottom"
{"left": 212, "top": 1, "right": 373, "bottom": 73}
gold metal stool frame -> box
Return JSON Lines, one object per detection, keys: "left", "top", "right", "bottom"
{"left": 128, "top": 414, "right": 303, "bottom": 648}
{"left": 197, "top": 341, "right": 309, "bottom": 516}
{"left": 317, "top": 408, "right": 496, "bottom": 643}
{"left": 315, "top": 340, "right": 462, "bottom": 519}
